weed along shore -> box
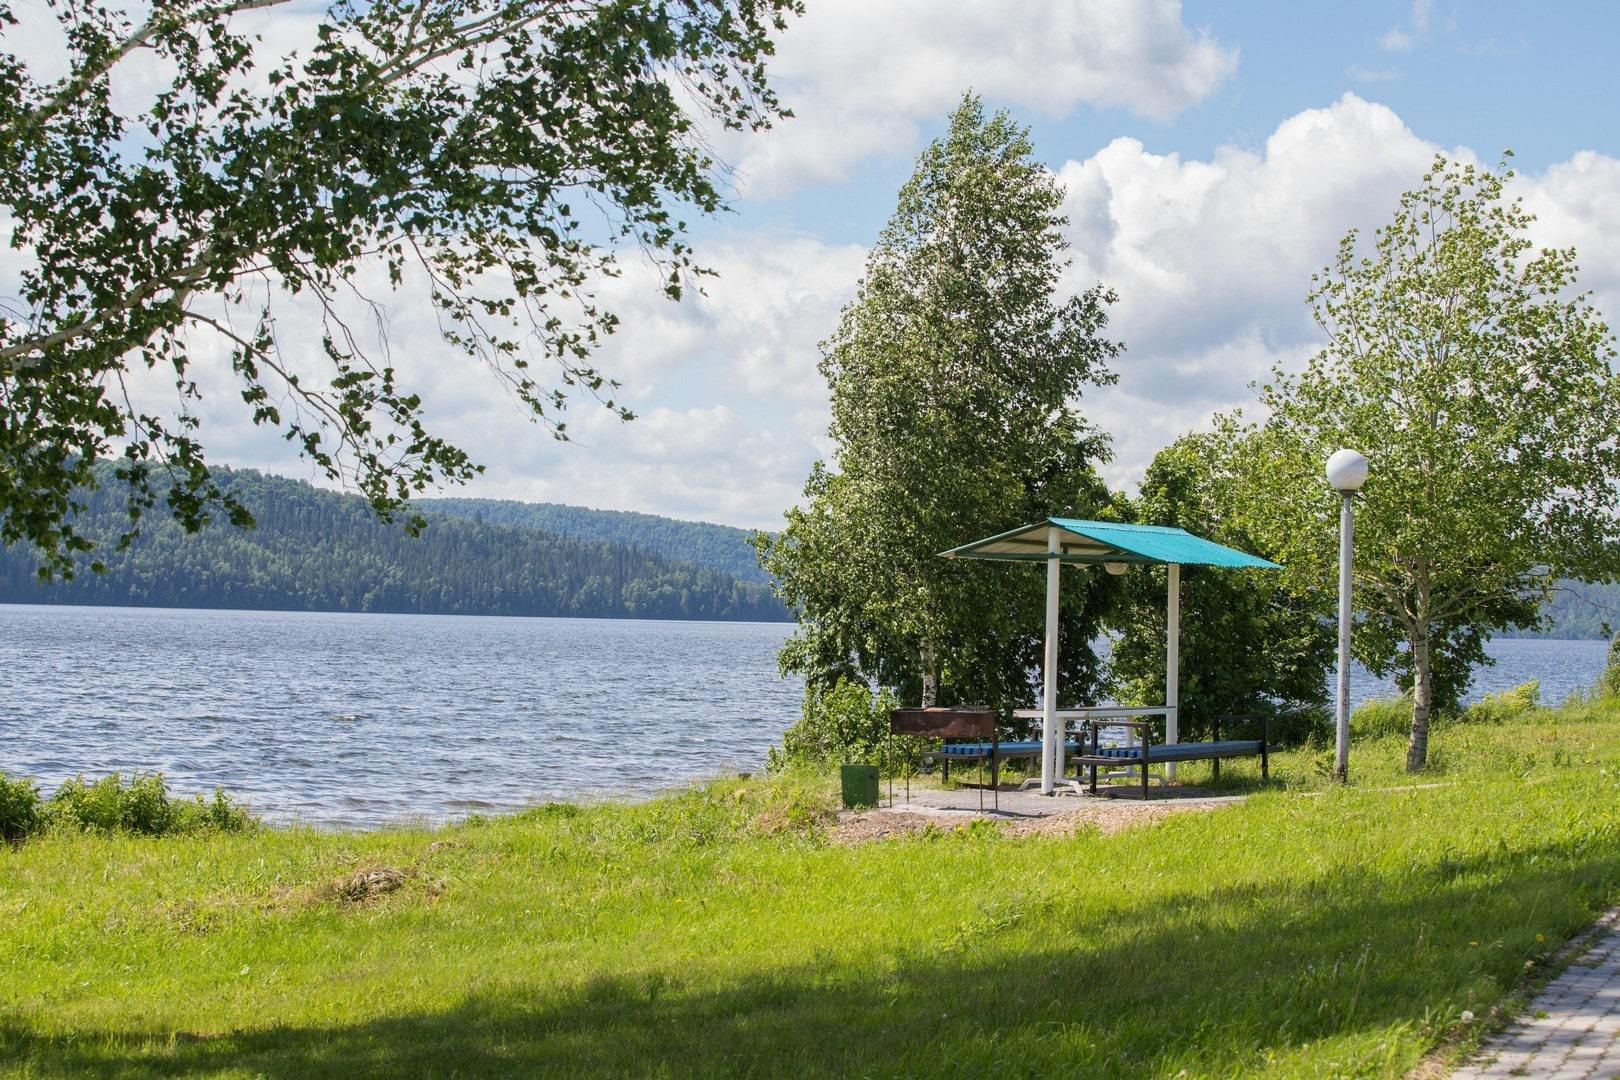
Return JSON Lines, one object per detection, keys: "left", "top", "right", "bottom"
{"left": 2, "top": 699, "right": 1619, "bottom": 1077}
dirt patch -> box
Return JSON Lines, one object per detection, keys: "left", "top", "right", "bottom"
{"left": 830, "top": 811, "right": 943, "bottom": 844}
{"left": 830, "top": 799, "right": 1222, "bottom": 845}
{"left": 1003, "top": 799, "right": 1216, "bottom": 837}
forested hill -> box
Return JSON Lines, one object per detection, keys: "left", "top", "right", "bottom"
{"left": 419, "top": 497, "right": 769, "bottom": 583}
{"left": 0, "top": 469, "right": 788, "bottom": 622}
{"left": 1536, "top": 581, "right": 1620, "bottom": 640}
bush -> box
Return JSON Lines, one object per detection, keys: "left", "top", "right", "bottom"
{"left": 49, "top": 773, "right": 176, "bottom": 834}
{"left": 767, "top": 678, "right": 923, "bottom": 775}
{"left": 1463, "top": 680, "right": 1542, "bottom": 725}
{"left": 177, "top": 787, "right": 256, "bottom": 833}
{"left": 1351, "top": 695, "right": 1413, "bottom": 741}
{"left": 1597, "top": 636, "right": 1620, "bottom": 700}
{"left": 1257, "top": 703, "right": 1331, "bottom": 748}
{"left": 41, "top": 773, "right": 254, "bottom": 838}
{"left": 0, "top": 772, "right": 45, "bottom": 842}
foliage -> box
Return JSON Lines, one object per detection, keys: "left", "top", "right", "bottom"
{"left": 0, "top": 771, "right": 42, "bottom": 842}
{"left": 1, "top": 771, "right": 253, "bottom": 840}
{"left": 6, "top": 710, "right": 1620, "bottom": 1075}
{"left": 759, "top": 94, "right": 1123, "bottom": 719}
{"left": 423, "top": 497, "right": 771, "bottom": 583}
{"left": 1222, "top": 154, "right": 1620, "bottom": 771}
{"left": 766, "top": 678, "right": 919, "bottom": 775}
{"left": 1598, "top": 637, "right": 1620, "bottom": 700}
{"left": 0, "top": 465, "right": 786, "bottom": 621}
{"left": 0, "top": 0, "right": 798, "bottom": 576}
{"left": 1351, "top": 695, "right": 1416, "bottom": 741}
{"left": 1463, "top": 680, "right": 1543, "bottom": 725}
{"left": 1110, "top": 433, "right": 1334, "bottom": 745}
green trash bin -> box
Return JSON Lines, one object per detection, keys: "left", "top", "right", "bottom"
{"left": 839, "top": 763, "right": 880, "bottom": 809}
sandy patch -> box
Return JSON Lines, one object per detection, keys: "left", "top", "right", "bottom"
{"left": 830, "top": 799, "right": 1222, "bottom": 845}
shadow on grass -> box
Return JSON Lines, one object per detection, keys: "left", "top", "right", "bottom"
{"left": 4, "top": 837, "right": 1617, "bottom": 1079}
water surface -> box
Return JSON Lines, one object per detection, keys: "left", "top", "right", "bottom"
{"left": 1, "top": 604, "right": 1609, "bottom": 826}
{"left": 1, "top": 605, "right": 799, "bottom": 826}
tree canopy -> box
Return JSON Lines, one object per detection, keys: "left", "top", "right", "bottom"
{"left": 0, "top": 0, "right": 797, "bottom": 575}
{"left": 759, "top": 94, "right": 1122, "bottom": 718}
{"left": 1222, "top": 154, "right": 1620, "bottom": 770}
{"left": 1110, "top": 433, "right": 1334, "bottom": 744}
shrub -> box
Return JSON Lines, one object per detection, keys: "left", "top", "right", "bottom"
{"left": 1257, "top": 703, "right": 1331, "bottom": 748}
{"left": 767, "top": 678, "right": 923, "bottom": 775}
{"left": 46, "top": 773, "right": 254, "bottom": 837}
{"left": 1351, "top": 695, "right": 1413, "bottom": 741}
{"left": 50, "top": 773, "right": 175, "bottom": 834}
{"left": 177, "top": 787, "right": 256, "bottom": 833}
{"left": 0, "top": 772, "right": 45, "bottom": 842}
{"left": 1597, "top": 636, "right": 1620, "bottom": 700}
{"left": 1463, "top": 680, "right": 1542, "bottom": 725}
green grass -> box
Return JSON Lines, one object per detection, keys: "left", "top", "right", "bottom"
{"left": 5, "top": 707, "right": 1620, "bottom": 1078}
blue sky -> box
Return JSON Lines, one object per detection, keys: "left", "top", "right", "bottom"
{"left": 15, "top": 0, "right": 1617, "bottom": 529}
{"left": 739, "top": 0, "right": 1619, "bottom": 246}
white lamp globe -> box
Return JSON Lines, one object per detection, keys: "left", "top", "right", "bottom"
{"left": 1325, "top": 449, "right": 1369, "bottom": 492}
{"left": 1104, "top": 561, "right": 1128, "bottom": 576}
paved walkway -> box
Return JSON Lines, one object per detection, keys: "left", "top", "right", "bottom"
{"left": 1454, "top": 910, "right": 1620, "bottom": 1079}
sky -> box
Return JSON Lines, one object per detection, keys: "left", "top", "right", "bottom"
{"left": 13, "top": 0, "right": 1620, "bottom": 530}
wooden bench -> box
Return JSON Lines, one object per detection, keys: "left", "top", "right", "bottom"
{"left": 1074, "top": 713, "right": 1269, "bottom": 799}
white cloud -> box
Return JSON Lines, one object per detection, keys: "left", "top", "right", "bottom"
{"left": 724, "top": 0, "right": 1238, "bottom": 198}
{"left": 1056, "top": 94, "right": 1443, "bottom": 488}
{"left": 1379, "top": 0, "right": 1435, "bottom": 51}
{"left": 1378, "top": 27, "right": 1415, "bottom": 51}
{"left": 108, "top": 232, "right": 864, "bottom": 531}
{"left": 1347, "top": 65, "right": 1400, "bottom": 83}
{"left": 103, "top": 94, "right": 1620, "bottom": 531}
{"left": 1052, "top": 93, "right": 1620, "bottom": 494}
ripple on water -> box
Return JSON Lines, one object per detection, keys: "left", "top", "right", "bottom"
{"left": 0, "top": 606, "right": 802, "bottom": 827}
{"left": 7, "top": 604, "right": 1603, "bottom": 828}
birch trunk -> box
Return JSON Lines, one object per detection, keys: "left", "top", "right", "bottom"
{"left": 920, "top": 639, "right": 938, "bottom": 708}
{"left": 1405, "top": 569, "right": 1434, "bottom": 772}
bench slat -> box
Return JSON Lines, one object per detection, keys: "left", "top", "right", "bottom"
{"left": 1083, "top": 739, "right": 1264, "bottom": 763}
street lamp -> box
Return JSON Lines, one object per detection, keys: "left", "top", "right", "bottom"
{"left": 1326, "top": 449, "right": 1369, "bottom": 783}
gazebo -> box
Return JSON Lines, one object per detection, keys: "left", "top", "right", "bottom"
{"left": 940, "top": 517, "right": 1280, "bottom": 795}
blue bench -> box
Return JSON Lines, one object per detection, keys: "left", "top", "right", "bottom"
{"left": 1075, "top": 713, "right": 1269, "bottom": 798}
{"left": 936, "top": 740, "right": 1081, "bottom": 760}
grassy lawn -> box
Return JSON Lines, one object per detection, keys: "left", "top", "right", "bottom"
{"left": 4, "top": 705, "right": 1620, "bottom": 1078}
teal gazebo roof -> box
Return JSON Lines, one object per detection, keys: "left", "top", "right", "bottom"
{"left": 939, "top": 517, "right": 1280, "bottom": 569}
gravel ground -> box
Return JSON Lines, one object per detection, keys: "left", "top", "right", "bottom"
{"left": 829, "top": 798, "right": 1221, "bottom": 844}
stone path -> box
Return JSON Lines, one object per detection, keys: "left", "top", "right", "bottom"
{"left": 1454, "top": 910, "right": 1620, "bottom": 1079}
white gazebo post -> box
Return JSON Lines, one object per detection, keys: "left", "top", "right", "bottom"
{"left": 1326, "top": 449, "right": 1369, "bottom": 783}
{"left": 1165, "top": 562, "right": 1180, "bottom": 780}
{"left": 1041, "top": 525, "right": 1061, "bottom": 794}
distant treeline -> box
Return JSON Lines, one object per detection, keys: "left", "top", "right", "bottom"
{"left": 420, "top": 497, "right": 770, "bottom": 583}
{"left": 1534, "top": 582, "right": 1620, "bottom": 640}
{"left": 0, "top": 468, "right": 789, "bottom": 622}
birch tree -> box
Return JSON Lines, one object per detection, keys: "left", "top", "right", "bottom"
{"left": 758, "top": 94, "right": 1121, "bottom": 717}
{"left": 1231, "top": 154, "right": 1620, "bottom": 771}
{"left": 0, "top": 0, "right": 796, "bottom": 575}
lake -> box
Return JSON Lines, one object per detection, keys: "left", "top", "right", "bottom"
{"left": 1, "top": 604, "right": 1611, "bottom": 827}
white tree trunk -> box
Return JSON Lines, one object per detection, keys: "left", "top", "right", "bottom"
{"left": 920, "top": 639, "right": 938, "bottom": 708}
{"left": 1406, "top": 571, "right": 1434, "bottom": 772}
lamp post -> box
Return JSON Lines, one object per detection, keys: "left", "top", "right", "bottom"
{"left": 1326, "top": 449, "right": 1369, "bottom": 783}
